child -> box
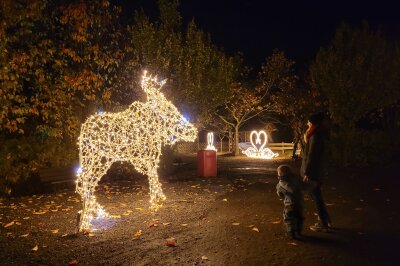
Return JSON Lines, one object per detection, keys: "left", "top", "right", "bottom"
{"left": 276, "top": 164, "right": 304, "bottom": 239}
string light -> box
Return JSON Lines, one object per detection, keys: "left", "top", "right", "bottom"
{"left": 242, "top": 130, "right": 278, "bottom": 159}
{"left": 206, "top": 132, "right": 216, "bottom": 151}
{"left": 75, "top": 70, "right": 198, "bottom": 231}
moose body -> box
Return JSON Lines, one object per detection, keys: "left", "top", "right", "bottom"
{"left": 76, "top": 72, "right": 197, "bottom": 231}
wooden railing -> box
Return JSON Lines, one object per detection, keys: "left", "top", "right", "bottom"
{"left": 175, "top": 141, "right": 301, "bottom": 156}
{"left": 267, "top": 142, "right": 300, "bottom": 156}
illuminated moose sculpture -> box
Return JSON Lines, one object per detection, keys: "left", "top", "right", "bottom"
{"left": 75, "top": 71, "right": 197, "bottom": 231}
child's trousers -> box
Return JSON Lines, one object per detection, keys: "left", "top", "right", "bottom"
{"left": 283, "top": 208, "right": 304, "bottom": 233}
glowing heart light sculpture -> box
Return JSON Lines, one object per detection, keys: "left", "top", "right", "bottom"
{"left": 206, "top": 132, "right": 216, "bottom": 151}
{"left": 242, "top": 130, "right": 278, "bottom": 159}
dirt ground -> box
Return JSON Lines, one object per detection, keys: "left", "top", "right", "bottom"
{"left": 0, "top": 154, "right": 399, "bottom": 266}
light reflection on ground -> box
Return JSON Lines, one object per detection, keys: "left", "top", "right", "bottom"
{"left": 229, "top": 167, "right": 276, "bottom": 172}
{"left": 91, "top": 217, "right": 118, "bottom": 231}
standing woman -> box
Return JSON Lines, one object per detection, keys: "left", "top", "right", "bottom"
{"left": 301, "top": 112, "right": 332, "bottom": 232}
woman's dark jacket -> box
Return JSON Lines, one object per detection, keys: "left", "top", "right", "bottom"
{"left": 300, "top": 127, "right": 327, "bottom": 181}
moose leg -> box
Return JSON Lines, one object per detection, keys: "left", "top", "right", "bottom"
{"left": 77, "top": 169, "right": 102, "bottom": 232}
{"left": 148, "top": 168, "right": 166, "bottom": 209}
{"left": 77, "top": 157, "right": 112, "bottom": 231}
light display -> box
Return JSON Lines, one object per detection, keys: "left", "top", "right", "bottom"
{"left": 242, "top": 130, "right": 278, "bottom": 159}
{"left": 75, "top": 71, "right": 197, "bottom": 231}
{"left": 206, "top": 132, "right": 216, "bottom": 151}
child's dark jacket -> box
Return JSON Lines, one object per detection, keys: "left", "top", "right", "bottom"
{"left": 276, "top": 174, "right": 304, "bottom": 211}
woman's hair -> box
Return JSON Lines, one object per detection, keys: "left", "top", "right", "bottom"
{"left": 277, "top": 164, "right": 293, "bottom": 177}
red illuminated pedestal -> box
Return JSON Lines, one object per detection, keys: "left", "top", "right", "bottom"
{"left": 197, "top": 150, "right": 217, "bottom": 177}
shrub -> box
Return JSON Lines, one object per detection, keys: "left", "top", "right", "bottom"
{"left": 0, "top": 137, "right": 77, "bottom": 196}
{"left": 330, "top": 129, "right": 400, "bottom": 166}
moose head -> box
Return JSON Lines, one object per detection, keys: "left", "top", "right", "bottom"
{"left": 139, "top": 70, "right": 197, "bottom": 145}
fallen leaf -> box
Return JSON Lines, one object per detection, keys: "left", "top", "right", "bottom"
{"left": 271, "top": 220, "right": 281, "bottom": 224}
{"left": 68, "top": 259, "right": 79, "bottom": 265}
{"left": 288, "top": 242, "right": 297, "bottom": 246}
{"left": 15, "top": 222, "right": 21, "bottom": 225}
{"left": 222, "top": 198, "right": 228, "bottom": 202}
{"left": 32, "top": 245, "right": 39, "bottom": 251}
{"left": 51, "top": 229, "right": 59, "bottom": 234}
{"left": 252, "top": 227, "right": 259, "bottom": 232}
{"left": 166, "top": 237, "right": 177, "bottom": 247}
{"left": 33, "top": 211, "right": 47, "bottom": 215}
{"left": 23, "top": 217, "right": 30, "bottom": 220}
{"left": 61, "top": 233, "right": 68, "bottom": 237}
{"left": 88, "top": 233, "right": 95, "bottom": 237}
{"left": 162, "top": 222, "right": 171, "bottom": 226}
{"left": 20, "top": 233, "right": 29, "bottom": 237}
{"left": 135, "top": 208, "right": 143, "bottom": 211}
{"left": 232, "top": 222, "right": 240, "bottom": 226}
{"left": 181, "top": 223, "right": 188, "bottom": 227}
{"left": 201, "top": 255, "right": 209, "bottom": 260}
{"left": 134, "top": 230, "right": 142, "bottom": 238}
{"left": 4, "top": 221, "right": 14, "bottom": 228}
{"left": 148, "top": 220, "right": 159, "bottom": 228}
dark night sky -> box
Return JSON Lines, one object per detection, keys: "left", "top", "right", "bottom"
{"left": 114, "top": 0, "right": 400, "bottom": 69}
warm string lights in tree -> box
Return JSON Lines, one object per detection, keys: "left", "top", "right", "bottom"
{"left": 206, "top": 132, "right": 216, "bottom": 151}
{"left": 242, "top": 130, "right": 278, "bottom": 159}
{"left": 75, "top": 71, "right": 197, "bottom": 231}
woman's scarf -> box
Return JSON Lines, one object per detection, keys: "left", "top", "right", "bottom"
{"left": 304, "top": 124, "right": 317, "bottom": 143}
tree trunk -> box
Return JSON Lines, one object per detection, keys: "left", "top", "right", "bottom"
{"left": 228, "top": 130, "right": 232, "bottom": 152}
{"left": 292, "top": 138, "right": 299, "bottom": 158}
{"left": 342, "top": 129, "right": 351, "bottom": 166}
{"left": 234, "top": 125, "right": 240, "bottom": 156}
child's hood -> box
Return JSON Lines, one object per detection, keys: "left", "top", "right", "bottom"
{"left": 278, "top": 179, "right": 294, "bottom": 193}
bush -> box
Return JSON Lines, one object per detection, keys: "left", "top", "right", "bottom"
{"left": 0, "top": 137, "right": 78, "bottom": 196}
{"left": 330, "top": 129, "right": 400, "bottom": 166}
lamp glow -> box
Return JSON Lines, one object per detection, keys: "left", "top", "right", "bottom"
{"left": 75, "top": 71, "right": 197, "bottom": 231}
{"left": 242, "top": 130, "right": 278, "bottom": 159}
{"left": 206, "top": 132, "right": 216, "bottom": 151}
